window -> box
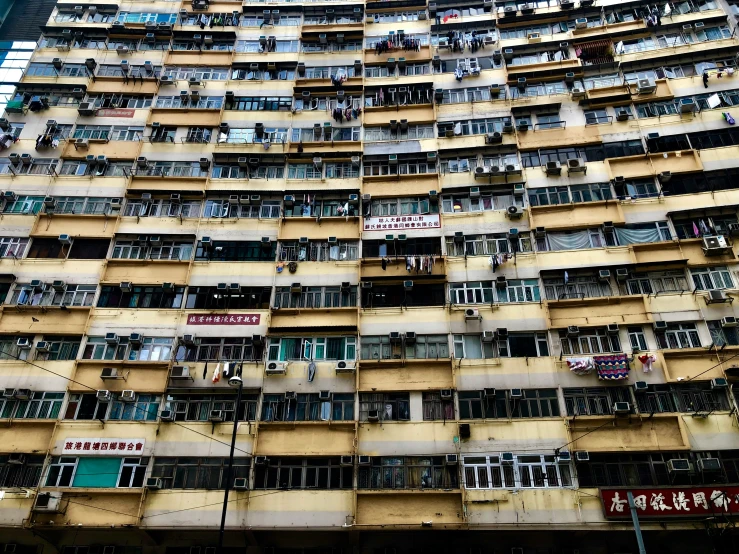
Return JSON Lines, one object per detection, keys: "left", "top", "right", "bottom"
{"left": 362, "top": 238, "right": 441, "bottom": 258}
{"left": 538, "top": 228, "right": 604, "bottom": 251}
{"left": 544, "top": 275, "right": 611, "bottom": 300}
{"left": 124, "top": 198, "right": 202, "bottom": 218}
{"left": 0, "top": 237, "right": 29, "bottom": 258}
{"left": 358, "top": 456, "right": 458, "bottom": 489}
{"left": 1, "top": 391, "right": 64, "bottom": 419}
{"left": 570, "top": 183, "right": 613, "bottom": 203}
{"left": 497, "top": 280, "right": 541, "bottom": 303}
{"left": 559, "top": 328, "right": 621, "bottom": 355}
{"left": 64, "top": 393, "right": 109, "bottom": 420}
{"left": 449, "top": 282, "right": 495, "bottom": 304}
{"left": 162, "top": 66, "right": 228, "bottom": 80}
{"left": 453, "top": 335, "right": 496, "bottom": 359}
{"left": 498, "top": 333, "right": 550, "bottom": 357}
{"left": 422, "top": 391, "right": 454, "bottom": 420}
{"left": 111, "top": 239, "right": 193, "bottom": 261}
{"left": 46, "top": 457, "right": 148, "bottom": 488}
{"left": 253, "top": 457, "right": 352, "bottom": 490}
{"left": 261, "top": 393, "right": 338, "bottom": 422}
{"left": 563, "top": 387, "right": 632, "bottom": 416}
{"left": 622, "top": 270, "right": 689, "bottom": 295}
{"left": 108, "top": 394, "right": 161, "bottom": 421}
{"left": 537, "top": 113, "right": 564, "bottom": 129}
{"left": 708, "top": 320, "right": 739, "bottom": 347}
{"left": 691, "top": 267, "right": 733, "bottom": 291}
{"left": 228, "top": 96, "right": 292, "bottom": 111}
{"left": 655, "top": 323, "right": 701, "bottom": 349}
{"left": 274, "top": 286, "right": 357, "bottom": 309}
{"left": 267, "top": 337, "right": 357, "bottom": 361}
{"left": 185, "top": 286, "right": 271, "bottom": 310}
{"left": 176, "top": 338, "right": 262, "bottom": 363}
{"left": 81, "top": 336, "right": 174, "bottom": 362}
{"left": 0, "top": 335, "right": 32, "bottom": 360}
{"left": 0, "top": 455, "right": 44, "bottom": 487}
{"left": 360, "top": 334, "right": 448, "bottom": 360}
{"left": 34, "top": 336, "right": 81, "bottom": 360}
{"left": 165, "top": 394, "right": 258, "bottom": 422}
{"left": 97, "top": 285, "right": 184, "bottom": 309}
{"left": 278, "top": 240, "right": 358, "bottom": 262}
{"left": 53, "top": 197, "right": 119, "bottom": 215}
{"left": 194, "top": 240, "right": 277, "bottom": 262}
{"left": 576, "top": 451, "right": 726, "bottom": 487}
{"left": 3, "top": 195, "right": 44, "bottom": 214}
{"left": 151, "top": 457, "right": 250, "bottom": 489}
{"left": 585, "top": 109, "right": 609, "bottom": 125}
{"left": 445, "top": 233, "right": 532, "bottom": 256}
{"left": 202, "top": 199, "right": 281, "bottom": 218}
{"left": 458, "top": 389, "right": 559, "bottom": 419}
{"left": 362, "top": 283, "right": 446, "bottom": 308}
{"left": 628, "top": 326, "right": 648, "bottom": 351}
{"left": 359, "top": 393, "right": 410, "bottom": 421}
{"left": 674, "top": 382, "right": 730, "bottom": 412}
{"left": 463, "top": 454, "right": 572, "bottom": 489}
{"left": 440, "top": 188, "right": 523, "bottom": 212}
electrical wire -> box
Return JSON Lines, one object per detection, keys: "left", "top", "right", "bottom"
{"left": 0, "top": 349, "right": 253, "bottom": 455}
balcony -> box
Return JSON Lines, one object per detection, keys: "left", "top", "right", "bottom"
{"left": 546, "top": 294, "right": 650, "bottom": 329}
{"left": 506, "top": 58, "right": 582, "bottom": 83}
{"left": 606, "top": 150, "right": 702, "bottom": 180}
{"left": 584, "top": 84, "right": 632, "bottom": 106}
{"left": 30, "top": 488, "right": 143, "bottom": 527}
{"left": 0, "top": 308, "right": 89, "bottom": 336}
{"left": 567, "top": 413, "right": 690, "bottom": 452}
{"left": 247, "top": 490, "right": 353, "bottom": 528}
{"left": 270, "top": 308, "right": 358, "bottom": 330}
{"left": 359, "top": 357, "right": 453, "bottom": 391}
{"left": 530, "top": 201, "right": 624, "bottom": 231}
{"left": 102, "top": 259, "right": 191, "bottom": 285}
{"left": 361, "top": 255, "right": 446, "bottom": 279}
{"left": 72, "top": 359, "right": 171, "bottom": 393}
{"left": 257, "top": 424, "right": 355, "bottom": 456}
{"left": 656, "top": 347, "right": 733, "bottom": 382}
{"left": 356, "top": 490, "right": 464, "bottom": 527}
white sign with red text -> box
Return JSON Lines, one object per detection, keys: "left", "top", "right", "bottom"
{"left": 62, "top": 438, "right": 146, "bottom": 455}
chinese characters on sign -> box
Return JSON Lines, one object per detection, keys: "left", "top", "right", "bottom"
{"left": 96, "top": 108, "right": 136, "bottom": 118}
{"left": 62, "top": 438, "right": 146, "bottom": 455}
{"left": 363, "top": 214, "right": 441, "bottom": 232}
{"left": 186, "top": 314, "right": 261, "bottom": 325}
{"left": 602, "top": 487, "right": 739, "bottom": 518}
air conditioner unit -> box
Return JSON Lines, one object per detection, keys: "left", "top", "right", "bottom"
{"left": 634, "top": 381, "right": 648, "bottom": 392}
{"left": 697, "top": 457, "right": 721, "bottom": 472}
{"left": 7, "top": 453, "right": 25, "bottom": 465}
{"left": 129, "top": 333, "right": 143, "bottom": 346}
{"left": 556, "top": 451, "right": 571, "bottom": 463}
{"left": 703, "top": 235, "right": 730, "bottom": 255}
{"left": 445, "top": 453, "right": 458, "bottom": 465}
{"left": 233, "top": 477, "right": 249, "bottom": 490}
{"left": 254, "top": 456, "right": 268, "bottom": 466}
{"left": 545, "top": 161, "right": 562, "bottom": 176}
{"left": 13, "top": 389, "right": 30, "bottom": 400}
{"left": 34, "top": 492, "right": 62, "bottom": 513}
{"left": 284, "top": 391, "right": 297, "bottom": 401}
{"left": 465, "top": 308, "right": 480, "bottom": 321}
{"left": 501, "top": 452, "right": 515, "bottom": 465}
{"left": 265, "top": 361, "right": 288, "bottom": 375}
{"left": 637, "top": 79, "right": 657, "bottom": 94}
{"left": 121, "top": 390, "right": 137, "bottom": 402}
{"left": 567, "top": 326, "right": 580, "bottom": 337}
{"left": 497, "top": 328, "right": 509, "bottom": 339}
{"left": 367, "top": 409, "right": 380, "bottom": 422}
{"left": 2, "top": 388, "right": 14, "bottom": 398}
{"left": 145, "top": 477, "right": 162, "bottom": 490}
{"left": 571, "top": 87, "right": 586, "bottom": 99}
{"left": 711, "top": 377, "right": 729, "bottom": 389}
{"left": 653, "top": 321, "right": 668, "bottom": 331}
{"left": 606, "top": 324, "right": 619, "bottom": 334}
{"left": 440, "top": 389, "right": 453, "bottom": 400}
{"left": 575, "top": 17, "right": 587, "bottom": 29}
{"left": 105, "top": 332, "right": 119, "bottom": 344}
{"left": 528, "top": 32, "right": 541, "bottom": 43}
{"left": 16, "top": 338, "right": 31, "bottom": 349}
{"left": 575, "top": 451, "right": 590, "bottom": 462}
{"left": 170, "top": 366, "right": 191, "bottom": 380}
{"left": 510, "top": 389, "right": 523, "bottom": 399}
{"left": 598, "top": 270, "right": 611, "bottom": 281}
{"left": 96, "top": 390, "right": 112, "bottom": 402}
{"left": 667, "top": 459, "right": 691, "bottom": 473}
{"left": 209, "top": 410, "right": 224, "bottom": 422}
{"left": 35, "top": 341, "right": 50, "bottom": 353}
{"left": 722, "top": 316, "right": 738, "bottom": 328}
{"left": 613, "top": 401, "right": 630, "bottom": 415}
{"left": 335, "top": 361, "right": 356, "bottom": 374}
{"left": 615, "top": 268, "right": 629, "bottom": 281}
{"left": 567, "top": 158, "right": 586, "bottom": 173}
{"left": 486, "top": 132, "right": 503, "bottom": 144}
{"left": 100, "top": 367, "right": 120, "bottom": 380}
{"left": 318, "top": 390, "right": 331, "bottom": 401}
{"left": 708, "top": 289, "right": 729, "bottom": 303}
{"left": 616, "top": 109, "right": 630, "bottom": 122}
{"left": 78, "top": 102, "right": 95, "bottom": 116}
{"left": 482, "top": 331, "right": 496, "bottom": 342}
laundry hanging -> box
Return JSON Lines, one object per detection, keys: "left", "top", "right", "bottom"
{"left": 638, "top": 353, "right": 656, "bottom": 373}
{"left": 566, "top": 357, "right": 595, "bottom": 375}
{"left": 594, "top": 354, "right": 630, "bottom": 380}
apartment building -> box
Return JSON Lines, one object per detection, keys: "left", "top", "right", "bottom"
{"left": 2, "top": 0, "right": 739, "bottom": 552}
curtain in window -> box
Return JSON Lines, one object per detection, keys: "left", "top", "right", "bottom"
{"left": 72, "top": 457, "right": 120, "bottom": 488}
{"left": 547, "top": 230, "right": 592, "bottom": 251}
{"left": 279, "top": 339, "right": 300, "bottom": 360}
{"left": 615, "top": 226, "right": 661, "bottom": 245}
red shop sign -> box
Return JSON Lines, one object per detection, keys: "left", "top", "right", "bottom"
{"left": 186, "top": 314, "right": 261, "bottom": 325}
{"left": 601, "top": 487, "right": 739, "bottom": 519}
